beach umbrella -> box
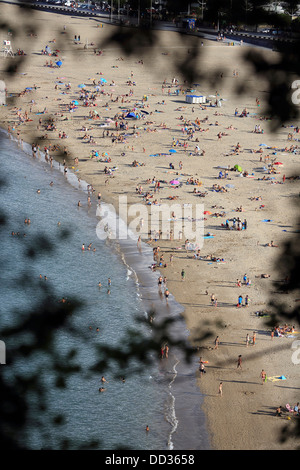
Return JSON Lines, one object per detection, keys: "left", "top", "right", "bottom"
{"left": 56, "top": 60, "right": 62, "bottom": 67}
{"left": 78, "top": 84, "right": 86, "bottom": 88}
{"left": 170, "top": 180, "right": 180, "bottom": 185}
{"left": 100, "top": 78, "right": 107, "bottom": 83}
{"left": 72, "top": 100, "right": 79, "bottom": 105}
{"left": 204, "top": 211, "right": 211, "bottom": 215}
{"left": 234, "top": 164, "right": 242, "bottom": 172}
{"left": 274, "top": 162, "right": 283, "bottom": 165}
{"left": 169, "top": 149, "right": 177, "bottom": 153}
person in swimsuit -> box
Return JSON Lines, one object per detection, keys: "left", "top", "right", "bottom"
{"left": 260, "top": 369, "right": 266, "bottom": 384}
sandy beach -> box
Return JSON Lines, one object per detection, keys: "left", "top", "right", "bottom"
{"left": 0, "top": 3, "right": 300, "bottom": 450}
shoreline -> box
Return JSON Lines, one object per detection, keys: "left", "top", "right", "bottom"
{"left": 1, "top": 126, "right": 210, "bottom": 450}
{"left": 1, "top": 4, "right": 300, "bottom": 450}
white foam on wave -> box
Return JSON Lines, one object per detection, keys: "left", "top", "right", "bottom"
{"left": 166, "top": 355, "right": 180, "bottom": 450}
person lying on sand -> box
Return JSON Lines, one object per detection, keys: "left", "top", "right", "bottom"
{"left": 266, "top": 241, "right": 278, "bottom": 247}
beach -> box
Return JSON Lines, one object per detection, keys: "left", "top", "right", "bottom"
{"left": 0, "top": 3, "right": 300, "bottom": 450}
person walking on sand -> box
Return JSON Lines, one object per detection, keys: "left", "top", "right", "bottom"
{"left": 237, "top": 355, "right": 242, "bottom": 369}
{"left": 260, "top": 369, "right": 267, "bottom": 384}
{"left": 199, "top": 361, "right": 206, "bottom": 376}
{"left": 246, "top": 333, "right": 250, "bottom": 347}
{"left": 218, "top": 382, "right": 223, "bottom": 396}
{"left": 214, "top": 336, "right": 220, "bottom": 349}
{"left": 181, "top": 269, "right": 185, "bottom": 281}
{"left": 252, "top": 331, "right": 256, "bottom": 346}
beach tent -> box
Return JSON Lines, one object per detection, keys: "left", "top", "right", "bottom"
{"left": 126, "top": 112, "right": 137, "bottom": 118}
{"left": 234, "top": 164, "right": 242, "bottom": 172}
{"left": 186, "top": 95, "right": 206, "bottom": 104}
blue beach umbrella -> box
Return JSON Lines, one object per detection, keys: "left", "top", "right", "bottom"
{"left": 72, "top": 100, "right": 79, "bottom": 105}
{"left": 169, "top": 149, "right": 177, "bottom": 153}
{"left": 78, "top": 84, "right": 86, "bottom": 88}
{"left": 56, "top": 60, "right": 63, "bottom": 67}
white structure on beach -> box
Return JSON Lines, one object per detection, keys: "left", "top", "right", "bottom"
{"left": 186, "top": 94, "right": 206, "bottom": 104}
{"left": 2, "top": 39, "right": 14, "bottom": 58}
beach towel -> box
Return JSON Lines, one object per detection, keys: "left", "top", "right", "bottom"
{"left": 268, "top": 375, "right": 287, "bottom": 382}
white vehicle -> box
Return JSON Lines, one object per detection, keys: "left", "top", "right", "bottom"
{"left": 65, "top": 1, "right": 72, "bottom": 5}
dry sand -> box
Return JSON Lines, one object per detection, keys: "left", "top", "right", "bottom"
{"left": 0, "top": 4, "right": 300, "bottom": 450}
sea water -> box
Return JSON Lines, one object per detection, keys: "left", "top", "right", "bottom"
{"left": 0, "top": 131, "right": 210, "bottom": 450}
